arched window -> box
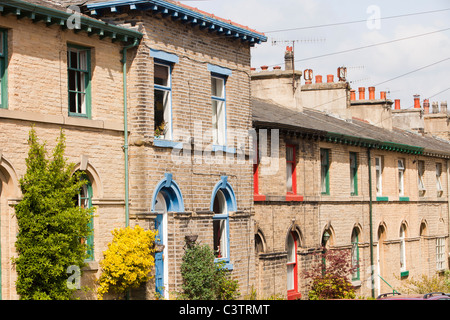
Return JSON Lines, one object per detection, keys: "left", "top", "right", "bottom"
{"left": 151, "top": 173, "right": 185, "bottom": 300}
{"left": 351, "top": 228, "right": 360, "bottom": 281}
{"left": 400, "top": 223, "right": 407, "bottom": 273}
{"left": 287, "top": 231, "right": 301, "bottom": 300}
{"left": 213, "top": 190, "right": 228, "bottom": 259}
{"left": 76, "top": 173, "right": 94, "bottom": 261}
{"left": 210, "top": 176, "right": 236, "bottom": 269}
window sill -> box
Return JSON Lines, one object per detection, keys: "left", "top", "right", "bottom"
{"left": 400, "top": 270, "right": 409, "bottom": 278}
{"left": 254, "top": 194, "right": 266, "bottom": 202}
{"left": 153, "top": 139, "right": 182, "bottom": 148}
{"left": 287, "top": 291, "right": 302, "bottom": 300}
{"left": 286, "top": 194, "right": 304, "bottom": 202}
{"left": 399, "top": 197, "right": 409, "bottom": 202}
{"left": 376, "top": 196, "right": 389, "bottom": 202}
{"left": 212, "top": 145, "right": 236, "bottom": 154}
{"left": 214, "top": 259, "right": 233, "bottom": 270}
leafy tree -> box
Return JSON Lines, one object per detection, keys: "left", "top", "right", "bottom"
{"left": 97, "top": 225, "right": 157, "bottom": 300}
{"left": 179, "top": 242, "right": 240, "bottom": 300}
{"left": 13, "top": 127, "right": 93, "bottom": 300}
{"left": 303, "top": 248, "right": 357, "bottom": 300}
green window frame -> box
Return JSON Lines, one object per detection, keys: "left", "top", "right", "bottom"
{"left": 350, "top": 152, "right": 358, "bottom": 196}
{"left": 0, "top": 29, "right": 8, "bottom": 109}
{"left": 77, "top": 173, "right": 94, "bottom": 261}
{"left": 67, "top": 44, "right": 91, "bottom": 118}
{"left": 351, "top": 228, "right": 360, "bottom": 281}
{"left": 320, "top": 149, "right": 330, "bottom": 195}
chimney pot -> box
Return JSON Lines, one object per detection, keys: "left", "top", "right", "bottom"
{"left": 273, "top": 66, "right": 281, "bottom": 70}
{"left": 261, "top": 65, "right": 269, "bottom": 71}
{"left": 358, "top": 87, "right": 365, "bottom": 100}
{"left": 337, "top": 67, "right": 347, "bottom": 81}
{"left": 327, "top": 75, "right": 334, "bottom": 83}
{"left": 350, "top": 89, "right": 356, "bottom": 101}
{"left": 441, "top": 101, "right": 448, "bottom": 114}
{"left": 394, "top": 99, "right": 401, "bottom": 110}
{"left": 423, "top": 99, "right": 430, "bottom": 114}
{"left": 304, "top": 69, "right": 313, "bottom": 84}
{"left": 380, "top": 91, "right": 386, "bottom": 100}
{"left": 368, "top": 87, "right": 375, "bottom": 100}
{"left": 414, "top": 95, "right": 421, "bottom": 109}
{"left": 316, "top": 75, "right": 322, "bottom": 84}
{"left": 432, "top": 101, "right": 439, "bottom": 114}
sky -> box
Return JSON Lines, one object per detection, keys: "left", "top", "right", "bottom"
{"left": 184, "top": 0, "right": 450, "bottom": 109}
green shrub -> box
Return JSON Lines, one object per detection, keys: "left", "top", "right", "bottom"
{"left": 308, "top": 274, "right": 356, "bottom": 300}
{"left": 179, "top": 242, "right": 240, "bottom": 300}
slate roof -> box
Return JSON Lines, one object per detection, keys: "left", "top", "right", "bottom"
{"left": 252, "top": 97, "right": 450, "bottom": 157}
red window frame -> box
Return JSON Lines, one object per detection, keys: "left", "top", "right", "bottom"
{"left": 253, "top": 139, "right": 266, "bottom": 201}
{"left": 287, "top": 231, "right": 302, "bottom": 300}
{"left": 286, "top": 145, "right": 303, "bottom": 201}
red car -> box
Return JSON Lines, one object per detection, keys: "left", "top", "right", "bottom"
{"left": 377, "top": 292, "right": 450, "bottom": 300}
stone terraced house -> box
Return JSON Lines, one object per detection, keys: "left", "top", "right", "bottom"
{"left": 0, "top": 0, "right": 267, "bottom": 299}
{"left": 251, "top": 50, "right": 450, "bottom": 299}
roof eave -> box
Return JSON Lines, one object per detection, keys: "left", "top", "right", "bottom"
{"left": 85, "top": 0, "right": 267, "bottom": 45}
{"left": 1, "top": 0, "right": 143, "bottom": 43}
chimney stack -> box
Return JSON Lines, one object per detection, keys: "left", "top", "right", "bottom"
{"left": 284, "top": 46, "right": 294, "bottom": 71}
{"left": 414, "top": 95, "right": 421, "bottom": 109}
{"left": 359, "top": 87, "right": 365, "bottom": 100}
{"left": 423, "top": 99, "right": 430, "bottom": 114}
{"left": 394, "top": 99, "right": 401, "bottom": 110}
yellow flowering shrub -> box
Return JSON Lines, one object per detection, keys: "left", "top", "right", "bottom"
{"left": 97, "top": 225, "right": 158, "bottom": 299}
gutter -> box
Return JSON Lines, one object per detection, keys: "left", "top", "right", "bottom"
{"left": 121, "top": 38, "right": 140, "bottom": 227}
{"left": 367, "top": 147, "right": 375, "bottom": 299}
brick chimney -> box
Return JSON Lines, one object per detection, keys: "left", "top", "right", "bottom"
{"left": 285, "top": 46, "right": 294, "bottom": 71}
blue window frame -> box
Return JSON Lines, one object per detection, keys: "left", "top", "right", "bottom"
{"left": 0, "top": 29, "right": 8, "bottom": 109}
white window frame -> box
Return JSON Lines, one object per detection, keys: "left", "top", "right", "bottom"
{"left": 375, "top": 156, "right": 382, "bottom": 196}
{"left": 398, "top": 159, "right": 405, "bottom": 196}
{"left": 418, "top": 160, "right": 426, "bottom": 195}
{"left": 400, "top": 224, "right": 407, "bottom": 272}
{"left": 154, "top": 61, "right": 172, "bottom": 141}
{"left": 436, "top": 237, "right": 445, "bottom": 271}
{"left": 211, "top": 74, "right": 226, "bottom": 146}
{"left": 436, "top": 163, "right": 443, "bottom": 197}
